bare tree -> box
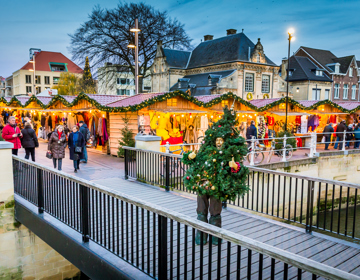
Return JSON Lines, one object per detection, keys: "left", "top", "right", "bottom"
{"left": 69, "top": 2, "right": 192, "bottom": 93}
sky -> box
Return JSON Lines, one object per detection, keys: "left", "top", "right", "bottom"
{"left": 1, "top": 0, "right": 360, "bottom": 78}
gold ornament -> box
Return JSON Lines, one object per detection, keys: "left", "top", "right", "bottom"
{"left": 229, "top": 157, "right": 238, "bottom": 170}
{"left": 188, "top": 152, "right": 197, "bottom": 160}
{"left": 213, "top": 159, "right": 216, "bottom": 162}
{"left": 211, "top": 186, "right": 216, "bottom": 190}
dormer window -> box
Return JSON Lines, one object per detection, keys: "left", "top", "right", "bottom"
{"left": 208, "top": 78, "right": 212, "bottom": 86}
{"left": 316, "top": 70, "right": 323, "bottom": 76}
{"left": 288, "top": 70, "right": 293, "bottom": 77}
{"left": 178, "top": 81, "right": 181, "bottom": 88}
{"left": 49, "top": 63, "right": 67, "bottom": 72}
{"left": 349, "top": 68, "right": 353, "bottom": 77}
{"left": 335, "top": 64, "right": 340, "bottom": 74}
{"left": 256, "top": 53, "right": 260, "bottom": 63}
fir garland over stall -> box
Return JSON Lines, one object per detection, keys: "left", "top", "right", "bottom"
{"left": 181, "top": 107, "right": 250, "bottom": 201}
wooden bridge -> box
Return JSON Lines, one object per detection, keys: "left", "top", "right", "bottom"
{"left": 13, "top": 152, "right": 360, "bottom": 280}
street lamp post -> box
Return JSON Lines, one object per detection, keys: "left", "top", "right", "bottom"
{"left": 285, "top": 28, "right": 295, "bottom": 132}
{"left": 128, "top": 19, "right": 140, "bottom": 95}
{"left": 29, "top": 55, "right": 36, "bottom": 95}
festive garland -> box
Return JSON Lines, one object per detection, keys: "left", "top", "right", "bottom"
{"left": 0, "top": 90, "right": 359, "bottom": 114}
{"left": 263, "top": 94, "right": 270, "bottom": 99}
{"left": 246, "top": 92, "right": 253, "bottom": 101}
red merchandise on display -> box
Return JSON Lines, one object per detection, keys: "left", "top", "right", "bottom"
{"left": 329, "top": 115, "right": 336, "bottom": 124}
{"left": 161, "top": 136, "right": 183, "bottom": 145}
{"left": 296, "top": 138, "right": 302, "bottom": 147}
{"left": 267, "top": 116, "right": 274, "bottom": 126}
{"left": 295, "top": 116, "right": 301, "bottom": 126}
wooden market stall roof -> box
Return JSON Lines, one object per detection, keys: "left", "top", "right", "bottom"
{"left": 1, "top": 91, "right": 360, "bottom": 113}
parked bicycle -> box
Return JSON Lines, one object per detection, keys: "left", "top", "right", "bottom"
{"left": 246, "top": 142, "right": 266, "bottom": 165}
{"left": 266, "top": 139, "right": 293, "bottom": 163}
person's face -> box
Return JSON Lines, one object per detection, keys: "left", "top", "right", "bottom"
{"left": 9, "top": 118, "right": 15, "bottom": 125}
{"left": 58, "top": 128, "right": 63, "bottom": 132}
{"left": 79, "top": 123, "right": 83, "bottom": 127}
{"left": 216, "top": 137, "right": 224, "bottom": 149}
{"left": 72, "top": 127, "right": 77, "bottom": 133}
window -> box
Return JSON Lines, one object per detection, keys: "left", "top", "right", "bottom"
{"left": 53, "top": 77, "right": 60, "bottom": 85}
{"left": 316, "top": 70, "right": 323, "bottom": 76}
{"left": 117, "top": 78, "right": 133, "bottom": 85}
{"left": 44, "top": 76, "right": 50, "bottom": 84}
{"left": 50, "top": 63, "right": 66, "bottom": 72}
{"left": 349, "top": 68, "right": 353, "bottom": 77}
{"left": 25, "top": 75, "right": 31, "bottom": 84}
{"left": 325, "top": 89, "right": 330, "bottom": 99}
{"left": 26, "top": 86, "right": 32, "bottom": 94}
{"left": 221, "top": 100, "right": 229, "bottom": 107}
{"left": 261, "top": 75, "right": 270, "bottom": 93}
{"left": 167, "top": 98, "right": 177, "bottom": 107}
{"left": 256, "top": 53, "right": 260, "bottom": 63}
{"left": 312, "top": 89, "right": 321, "bottom": 100}
{"left": 45, "top": 87, "right": 50, "bottom": 90}
{"left": 36, "top": 87, "right": 41, "bottom": 94}
{"left": 245, "top": 73, "right": 254, "bottom": 92}
{"left": 117, "top": 89, "right": 130, "bottom": 95}
{"left": 352, "top": 85, "right": 357, "bottom": 99}
{"left": 334, "top": 84, "right": 340, "bottom": 99}
{"left": 343, "top": 84, "right": 349, "bottom": 99}
{"left": 35, "top": 76, "right": 41, "bottom": 84}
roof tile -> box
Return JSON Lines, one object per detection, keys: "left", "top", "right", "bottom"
{"left": 107, "top": 93, "right": 164, "bottom": 108}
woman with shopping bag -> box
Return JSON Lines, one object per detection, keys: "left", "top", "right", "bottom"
{"left": 68, "top": 125, "right": 85, "bottom": 173}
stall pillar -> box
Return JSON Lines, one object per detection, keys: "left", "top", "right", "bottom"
{"left": 135, "top": 135, "right": 162, "bottom": 152}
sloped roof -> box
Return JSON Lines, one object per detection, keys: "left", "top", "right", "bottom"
{"left": 249, "top": 98, "right": 281, "bottom": 108}
{"left": 187, "top": 33, "right": 276, "bottom": 69}
{"left": 163, "top": 49, "right": 191, "bottom": 69}
{"left": 107, "top": 93, "right": 164, "bottom": 108}
{"left": 333, "top": 101, "right": 360, "bottom": 111}
{"left": 85, "top": 94, "right": 126, "bottom": 106}
{"left": 332, "top": 56, "right": 355, "bottom": 74}
{"left": 195, "top": 94, "right": 222, "bottom": 103}
{"left": 288, "top": 56, "right": 332, "bottom": 82}
{"left": 298, "top": 100, "right": 320, "bottom": 107}
{"left": 20, "top": 51, "right": 83, "bottom": 74}
{"left": 299, "top": 47, "right": 337, "bottom": 72}
{"left": 37, "top": 96, "right": 53, "bottom": 106}
{"left": 170, "top": 70, "right": 236, "bottom": 91}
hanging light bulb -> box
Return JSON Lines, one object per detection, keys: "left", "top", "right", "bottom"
{"left": 158, "top": 115, "right": 160, "bottom": 118}
{"left": 90, "top": 110, "right": 92, "bottom": 113}
{"left": 242, "top": 115, "right": 244, "bottom": 118}
{"left": 181, "top": 114, "right": 184, "bottom": 117}
{"left": 205, "top": 114, "right": 207, "bottom": 117}
{"left": 190, "top": 115, "right": 192, "bottom": 118}
{"left": 211, "top": 115, "right": 213, "bottom": 119}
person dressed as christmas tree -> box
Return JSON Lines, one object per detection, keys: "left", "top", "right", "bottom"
{"left": 182, "top": 106, "right": 250, "bottom": 245}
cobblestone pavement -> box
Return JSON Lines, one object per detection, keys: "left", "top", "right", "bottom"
{"left": 17, "top": 140, "right": 125, "bottom": 181}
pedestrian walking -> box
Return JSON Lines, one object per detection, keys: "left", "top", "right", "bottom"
{"left": 322, "top": 123, "right": 334, "bottom": 150}
{"left": 346, "top": 124, "right": 354, "bottom": 148}
{"left": 21, "top": 122, "right": 39, "bottom": 161}
{"left": 354, "top": 125, "right": 360, "bottom": 149}
{"left": 79, "top": 121, "right": 89, "bottom": 163}
{"left": 48, "top": 125, "right": 67, "bottom": 171}
{"left": 1, "top": 116, "right": 22, "bottom": 155}
{"left": 68, "top": 125, "right": 85, "bottom": 173}
{"left": 246, "top": 120, "right": 257, "bottom": 145}
{"left": 336, "top": 120, "right": 347, "bottom": 150}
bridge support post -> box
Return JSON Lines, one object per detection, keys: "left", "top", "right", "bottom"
{"left": 80, "top": 184, "right": 89, "bottom": 242}
{"left": 305, "top": 180, "right": 315, "bottom": 233}
{"left": 165, "top": 156, "right": 170, "bottom": 191}
{"left": 37, "top": 169, "right": 44, "bottom": 214}
{"left": 158, "top": 215, "right": 168, "bottom": 280}
{"left": 124, "top": 149, "right": 129, "bottom": 180}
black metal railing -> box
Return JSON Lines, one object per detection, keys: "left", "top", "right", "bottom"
{"left": 12, "top": 156, "right": 359, "bottom": 280}
{"left": 124, "top": 147, "right": 360, "bottom": 241}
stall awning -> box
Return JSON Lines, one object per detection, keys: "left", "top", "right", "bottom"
{"left": 154, "top": 109, "right": 207, "bottom": 113}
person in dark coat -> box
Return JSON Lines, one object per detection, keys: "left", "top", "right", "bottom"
{"left": 21, "top": 122, "right": 38, "bottom": 161}
{"left": 48, "top": 125, "right": 67, "bottom": 171}
{"left": 322, "top": 123, "right": 334, "bottom": 150}
{"left": 246, "top": 120, "right": 257, "bottom": 145}
{"left": 68, "top": 125, "right": 85, "bottom": 173}
{"left": 354, "top": 125, "right": 360, "bottom": 149}
{"left": 336, "top": 120, "right": 347, "bottom": 150}
{"left": 79, "top": 121, "right": 89, "bottom": 163}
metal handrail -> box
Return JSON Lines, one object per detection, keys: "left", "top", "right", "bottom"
{"left": 12, "top": 155, "right": 360, "bottom": 280}
{"left": 123, "top": 146, "right": 360, "bottom": 189}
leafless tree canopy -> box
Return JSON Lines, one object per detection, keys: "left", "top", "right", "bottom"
{"left": 69, "top": 2, "right": 192, "bottom": 84}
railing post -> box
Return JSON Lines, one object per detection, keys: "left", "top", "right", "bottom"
{"left": 222, "top": 201, "right": 227, "bottom": 209}
{"left": 37, "top": 168, "right": 44, "bottom": 214}
{"left": 165, "top": 141, "right": 170, "bottom": 153}
{"left": 158, "top": 215, "right": 168, "bottom": 280}
{"left": 312, "top": 132, "right": 317, "bottom": 154}
{"left": 124, "top": 148, "right": 129, "bottom": 180}
{"left": 308, "top": 134, "right": 314, "bottom": 158}
{"left": 80, "top": 184, "right": 89, "bottom": 242}
{"left": 250, "top": 137, "right": 255, "bottom": 166}
{"left": 281, "top": 134, "right": 287, "bottom": 162}
{"left": 165, "top": 156, "right": 170, "bottom": 191}
{"left": 342, "top": 130, "right": 346, "bottom": 151}
{"left": 305, "top": 180, "right": 314, "bottom": 233}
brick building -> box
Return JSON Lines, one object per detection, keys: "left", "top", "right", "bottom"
{"left": 294, "top": 47, "right": 359, "bottom": 101}
{"left": 151, "top": 29, "right": 280, "bottom": 100}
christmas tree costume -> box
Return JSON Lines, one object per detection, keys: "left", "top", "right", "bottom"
{"left": 182, "top": 107, "right": 250, "bottom": 245}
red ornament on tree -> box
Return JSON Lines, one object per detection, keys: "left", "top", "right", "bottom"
{"left": 186, "top": 176, "right": 190, "bottom": 180}
{"left": 231, "top": 162, "right": 241, "bottom": 173}
{"left": 218, "top": 125, "right": 221, "bottom": 128}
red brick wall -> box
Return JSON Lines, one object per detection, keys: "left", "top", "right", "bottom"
{"left": 333, "top": 60, "right": 359, "bottom": 101}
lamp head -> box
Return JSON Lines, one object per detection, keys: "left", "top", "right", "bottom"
{"left": 130, "top": 27, "right": 141, "bottom": 32}
{"left": 288, "top": 28, "right": 295, "bottom": 35}
{"left": 127, "top": 42, "right": 136, "bottom": 49}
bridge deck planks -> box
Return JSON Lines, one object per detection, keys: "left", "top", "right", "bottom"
{"left": 40, "top": 177, "right": 360, "bottom": 279}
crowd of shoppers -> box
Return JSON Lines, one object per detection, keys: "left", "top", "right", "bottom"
{"left": 323, "top": 120, "right": 360, "bottom": 150}
{"left": 1, "top": 116, "right": 88, "bottom": 173}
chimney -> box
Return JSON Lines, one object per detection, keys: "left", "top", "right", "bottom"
{"left": 204, "top": 35, "right": 214, "bottom": 41}
{"left": 226, "top": 29, "right": 237, "bottom": 36}
{"left": 281, "top": 57, "right": 288, "bottom": 79}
